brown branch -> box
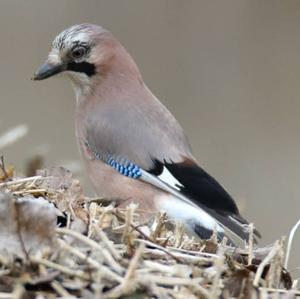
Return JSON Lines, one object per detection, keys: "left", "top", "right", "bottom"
{"left": 0, "top": 156, "right": 9, "bottom": 181}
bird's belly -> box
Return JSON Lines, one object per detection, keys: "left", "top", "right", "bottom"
{"left": 82, "top": 155, "right": 166, "bottom": 220}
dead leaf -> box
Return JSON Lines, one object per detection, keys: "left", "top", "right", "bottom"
{"left": 0, "top": 192, "right": 57, "bottom": 258}
{"left": 37, "top": 167, "right": 73, "bottom": 191}
{"left": 37, "top": 167, "right": 88, "bottom": 223}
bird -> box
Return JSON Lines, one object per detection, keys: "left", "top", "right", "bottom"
{"left": 33, "top": 24, "right": 260, "bottom": 246}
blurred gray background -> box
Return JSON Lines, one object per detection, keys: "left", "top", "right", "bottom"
{"left": 1, "top": 0, "right": 300, "bottom": 268}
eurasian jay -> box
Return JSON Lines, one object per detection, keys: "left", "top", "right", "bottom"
{"left": 33, "top": 24, "right": 260, "bottom": 245}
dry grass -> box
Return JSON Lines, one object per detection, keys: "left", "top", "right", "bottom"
{"left": 0, "top": 163, "right": 298, "bottom": 299}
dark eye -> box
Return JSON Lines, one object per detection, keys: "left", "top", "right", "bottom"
{"left": 71, "top": 46, "right": 87, "bottom": 59}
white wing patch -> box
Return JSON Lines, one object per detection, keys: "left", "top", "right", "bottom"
{"left": 158, "top": 166, "right": 183, "bottom": 191}
{"left": 158, "top": 194, "right": 223, "bottom": 232}
{"left": 139, "top": 169, "right": 247, "bottom": 247}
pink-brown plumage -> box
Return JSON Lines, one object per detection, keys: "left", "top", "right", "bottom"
{"left": 34, "top": 24, "right": 260, "bottom": 245}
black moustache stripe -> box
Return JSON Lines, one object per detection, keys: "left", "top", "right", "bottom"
{"left": 67, "top": 61, "right": 96, "bottom": 77}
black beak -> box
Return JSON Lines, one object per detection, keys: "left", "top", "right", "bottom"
{"left": 33, "top": 61, "right": 66, "bottom": 80}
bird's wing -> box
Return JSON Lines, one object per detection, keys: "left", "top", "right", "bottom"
{"left": 139, "top": 158, "right": 260, "bottom": 244}
{"left": 85, "top": 87, "right": 259, "bottom": 244}
{"left": 151, "top": 158, "right": 239, "bottom": 214}
{"left": 86, "top": 134, "right": 258, "bottom": 245}
{"left": 138, "top": 168, "right": 248, "bottom": 246}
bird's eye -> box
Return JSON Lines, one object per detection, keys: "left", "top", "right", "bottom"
{"left": 71, "top": 46, "right": 87, "bottom": 59}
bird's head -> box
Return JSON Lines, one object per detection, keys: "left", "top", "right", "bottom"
{"left": 33, "top": 24, "right": 118, "bottom": 95}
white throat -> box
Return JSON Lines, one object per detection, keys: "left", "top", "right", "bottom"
{"left": 67, "top": 71, "right": 93, "bottom": 102}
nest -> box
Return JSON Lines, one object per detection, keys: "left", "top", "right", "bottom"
{"left": 0, "top": 162, "right": 298, "bottom": 299}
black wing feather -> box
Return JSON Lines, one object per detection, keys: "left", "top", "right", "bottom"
{"left": 149, "top": 159, "right": 261, "bottom": 241}
{"left": 160, "top": 160, "right": 239, "bottom": 215}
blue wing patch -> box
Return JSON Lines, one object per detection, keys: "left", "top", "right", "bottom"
{"left": 107, "top": 157, "right": 142, "bottom": 179}
{"left": 85, "top": 140, "right": 141, "bottom": 179}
